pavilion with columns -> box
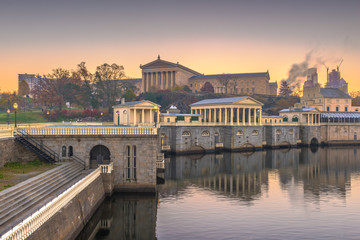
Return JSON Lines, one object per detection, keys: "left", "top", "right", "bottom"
{"left": 190, "top": 96, "right": 263, "bottom": 125}
{"left": 113, "top": 99, "right": 161, "bottom": 126}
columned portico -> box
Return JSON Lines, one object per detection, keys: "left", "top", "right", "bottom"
{"left": 190, "top": 96, "right": 263, "bottom": 126}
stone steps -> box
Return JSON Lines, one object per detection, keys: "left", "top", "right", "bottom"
{"left": 0, "top": 163, "right": 73, "bottom": 202}
{"left": 0, "top": 162, "right": 83, "bottom": 228}
{"left": 0, "top": 165, "right": 82, "bottom": 214}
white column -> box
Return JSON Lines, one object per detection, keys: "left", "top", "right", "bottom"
{"left": 242, "top": 108, "right": 245, "bottom": 125}
{"left": 219, "top": 108, "right": 222, "bottom": 123}
{"left": 168, "top": 71, "right": 172, "bottom": 88}
{"left": 225, "top": 108, "right": 228, "bottom": 125}
{"left": 254, "top": 108, "right": 257, "bottom": 125}
{"left": 230, "top": 107, "right": 234, "bottom": 125}
{"left": 134, "top": 109, "right": 137, "bottom": 125}
{"left": 248, "top": 108, "right": 251, "bottom": 125}
{"left": 142, "top": 109, "right": 144, "bottom": 123}
{"left": 259, "top": 108, "right": 262, "bottom": 125}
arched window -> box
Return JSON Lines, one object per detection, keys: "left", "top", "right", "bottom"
{"left": 182, "top": 131, "right": 191, "bottom": 137}
{"left": 276, "top": 129, "right": 282, "bottom": 135}
{"left": 236, "top": 130, "right": 244, "bottom": 136}
{"left": 68, "top": 146, "right": 73, "bottom": 157}
{"left": 292, "top": 116, "right": 299, "bottom": 122}
{"left": 283, "top": 116, "right": 288, "bottom": 122}
{"left": 62, "top": 146, "right": 66, "bottom": 157}
{"left": 161, "top": 133, "right": 167, "bottom": 145}
{"left": 288, "top": 129, "right": 294, "bottom": 134}
{"left": 90, "top": 145, "right": 111, "bottom": 168}
{"left": 252, "top": 130, "right": 259, "bottom": 136}
{"left": 201, "top": 130, "right": 210, "bottom": 137}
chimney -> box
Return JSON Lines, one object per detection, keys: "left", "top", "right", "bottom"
{"left": 121, "top": 98, "right": 125, "bottom": 105}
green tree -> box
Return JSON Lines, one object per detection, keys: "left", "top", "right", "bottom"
{"left": 279, "top": 80, "right": 292, "bottom": 96}
{"left": 123, "top": 88, "right": 136, "bottom": 101}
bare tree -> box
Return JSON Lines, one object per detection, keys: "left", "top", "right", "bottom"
{"left": 217, "top": 74, "right": 232, "bottom": 94}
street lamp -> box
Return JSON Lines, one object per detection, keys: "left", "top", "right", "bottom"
{"left": 116, "top": 111, "right": 120, "bottom": 126}
{"left": 6, "top": 109, "right": 10, "bottom": 126}
{"left": 100, "top": 112, "right": 103, "bottom": 121}
{"left": 13, "top": 103, "right": 18, "bottom": 128}
{"left": 47, "top": 111, "right": 51, "bottom": 122}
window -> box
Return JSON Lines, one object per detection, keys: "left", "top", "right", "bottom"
{"left": 236, "top": 130, "right": 244, "bottom": 136}
{"left": 246, "top": 88, "right": 249, "bottom": 92}
{"left": 190, "top": 84, "right": 193, "bottom": 87}
{"left": 327, "top": 106, "right": 330, "bottom": 111}
{"left": 276, "top": 129, "right": 282, "bottom": 135}
{"left": 292, "top": 117, "right": 299, "bottom": 122}
{"left": 241, "top": 88, "right": 244, "bottom": 93}
{"left": 283, "top": 117, "right": 288, "bottom": 122}
{"left": 68, "top": 146, "right": 73, "bottom": 157}
{"left": 252, "top": 88, "right": 255, "bottom": 93}
{"left": 336, "top": 106, "right": 339, "bottom": 112}
{"left": 345, "top": 107, "right": 348, "bottom": 112}
{"left": 288, "top": 129, "right": 294, "bottom": 134}
{"left": 252, "top": 130, "right": 259, "bottom": 136}
{"left": 182, "top": 131, "right": 191, "bottom": 137}
{"left": 202, "top": 130, "right": 210, "bottom": 137}
{"left": 62, "top": 146, "right": 66, "bottom": 157}
{"left": 126, "top": 145, "right": 137, "bottom": 180}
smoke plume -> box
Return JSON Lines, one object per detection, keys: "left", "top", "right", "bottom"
{"left": 282, "top": 51, "right": 312, "bottom": 87}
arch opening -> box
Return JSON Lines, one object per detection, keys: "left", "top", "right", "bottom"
{"left": 90, "top": 145, "right": 111, "bottom": 168}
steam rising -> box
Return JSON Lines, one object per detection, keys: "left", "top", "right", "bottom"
{"left": 282, "top": 51, "right": 312, "bottom": 87}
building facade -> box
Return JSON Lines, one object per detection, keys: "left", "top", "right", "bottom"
{"left": 140, "top": 56, "right": 277, "bottom": 96}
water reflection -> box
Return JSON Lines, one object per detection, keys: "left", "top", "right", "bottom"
{"left": 78, "top": 147, "right": 360, "bottom": 240}
{"left": 76, "top": 194, "right": 157, "bottom": 240}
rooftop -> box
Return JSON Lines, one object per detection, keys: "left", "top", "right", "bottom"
{"left": 113, "top": 100, "right": 146, "bottom": 107}
{"left": 189, "top": 72, "right": 269, "bottom": 80}
{"left": 320, "top": 88, "right": 351, "bottom": 98}
{"left": 190, "top": 96, "right": 248, "bottom": 106}
{"left": 280, "top": 108, "right": 317, "bottom": 113}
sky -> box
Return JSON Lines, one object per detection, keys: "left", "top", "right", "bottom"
{"left": 0, "top": 0, "right": 359, "bottom": 92}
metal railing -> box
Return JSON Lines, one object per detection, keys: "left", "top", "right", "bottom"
{"left": 18, "top": 126, "right": 158, "bottom": 136}
{"left": 0, "top": 168, "right": 101, "bottom": 240}
{"left": 14, "top": 129, "right": 59, "bottom": 163}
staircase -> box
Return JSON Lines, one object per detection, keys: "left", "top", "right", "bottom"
{"left": 13, "top": 128, "right": 58, "bottom": 164}
{"left": 13, "top": 128, "right": 86, "bottom": 169}
{"left": 0, "top": 162, "right": 86, "bottom": 236}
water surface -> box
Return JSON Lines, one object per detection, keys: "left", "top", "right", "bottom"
{"left": 77, "top": 147, "right": 360, "bottom": 240}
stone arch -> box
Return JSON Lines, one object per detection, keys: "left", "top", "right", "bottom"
{"left": 61, "top": 146, "right": 67, "bottom": 158}
{"left": 236, "top": 130, "right": 244, "bottom": 136}
{"left": 310, "top": 138, "right": 319, "bottom": 146}
{"left": 240, "top": 143, "right": 255, "bottom": 150}
{"left": 90, "top": 145, "right": 111, "bottom": 168}
{"left": 276, "top": 129, "right": 282, "bottom": 135}
{"left": 182, "top": 131, "right": 191, "bottom": 137}
{"left": 279, "top": 141, "right": 291, "bottom": 148}
{"left": 288, "top": 129, "right": 294, "bottom": 135}
{"left": 201, "top": 130, "right": 210, "bottom": 137}
{"left": 252, "top": 130, "right": 259, "bottom": 136}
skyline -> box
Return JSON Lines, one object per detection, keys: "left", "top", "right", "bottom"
{"left": 0, "top": 0, "right": 359, "bottom": 92}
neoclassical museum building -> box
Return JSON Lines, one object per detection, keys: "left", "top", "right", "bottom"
{"left": 140, "top": 56, "right": 278, "bottom": 96}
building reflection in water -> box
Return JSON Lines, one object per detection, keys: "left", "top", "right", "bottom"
{"left": 76, "top": 194, "right": 157, "bottom": 240}
{"left": 77, "top": 147, "right": 360, "bottom": 239}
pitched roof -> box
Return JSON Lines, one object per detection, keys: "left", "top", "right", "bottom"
{"left": 189, "top": 72, "right": 269, "bottom": 80}
{"left": 140, "top": 58, "right": 201, "bottom": 75}
{"left": 190, "top": 96, "right": 263, "bottom": 106}
{"left": 320, "top": 88, "right": 351, "bottom": 98}
{"left": 280, "top": 108, "right": 317, "bottom": 113}
{"left": 113, "top": 100, "right": 160, "bottom": 107}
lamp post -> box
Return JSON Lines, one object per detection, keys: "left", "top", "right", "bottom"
{"left": 100, "top": 112, "right": 103, "bottom": 121}
{"left": 13, "top": 103, "right": 18, "bottom": 128}
{"left": 47, "top": 110, "right": 51, "bottom": 122}
{"left": 6, "top": 109, "right": 10, "bottom": 126}
{"left": 116, "top": 111, "right": 120, "bottom": 126}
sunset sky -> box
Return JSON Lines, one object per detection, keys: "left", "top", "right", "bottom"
{"left": 0, "top": 0, "right": 359, "bottom": 92}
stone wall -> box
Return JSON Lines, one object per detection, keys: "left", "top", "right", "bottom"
{"left": 264, "top": 126, "right": 300, "bottom": 147}
{"left": 0, "top": 138, "right": 39, "bottom": 167}
{"left": 299, "top": 126, "right": 321, "bottom": 145}
{"left": 31, "top": 135, "right": 158, "bottom": 192}
{"left": 28, "top": 175, "right": 105, "bottom": 240}
{"left": 320, "top": 124, "right": 360, "bottom": 145}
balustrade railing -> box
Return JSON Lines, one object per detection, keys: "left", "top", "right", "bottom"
{"left": 17, "top": 126, "right": 158, "bottom": 136}
{"left": 100, "top": 162, "right": 113, "bottom": 173}
{"left": 0, "top": 168, "right": 101, "bottom": 240}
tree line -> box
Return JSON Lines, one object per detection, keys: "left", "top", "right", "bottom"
{"left": 17, "top": 62, "right": 137, "bottom": 111}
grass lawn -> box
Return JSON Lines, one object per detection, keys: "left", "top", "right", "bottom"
{"left": 0, "top": 160, "right": 56, "bottom": 191}
{"left": 0, "top": 112, "right": 47, "bottom": 124}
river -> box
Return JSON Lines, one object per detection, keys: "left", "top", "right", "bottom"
{"left": 77, "top": 147, "right": 360, "bottom": 240}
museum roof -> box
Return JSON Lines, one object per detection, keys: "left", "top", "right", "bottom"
{"left": 113, "top": 100, "right": 146, "bottom": 107}
{"left": 190, "top": 96, "right": 249, "bottom": 106}
{"left": 161, "top": 113, "right": 202, "bottom": 116}
{"left": 140, "top": 57, "right": 201, "bottom": 75}
{"left": 189, "top": 72, "right": 269, "bottom": 80}
{"left": 319, "top": 88, "right": 351, "bottom": 98}
{"left": 116, "top": 78, "right": 142, "bottom": 82}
